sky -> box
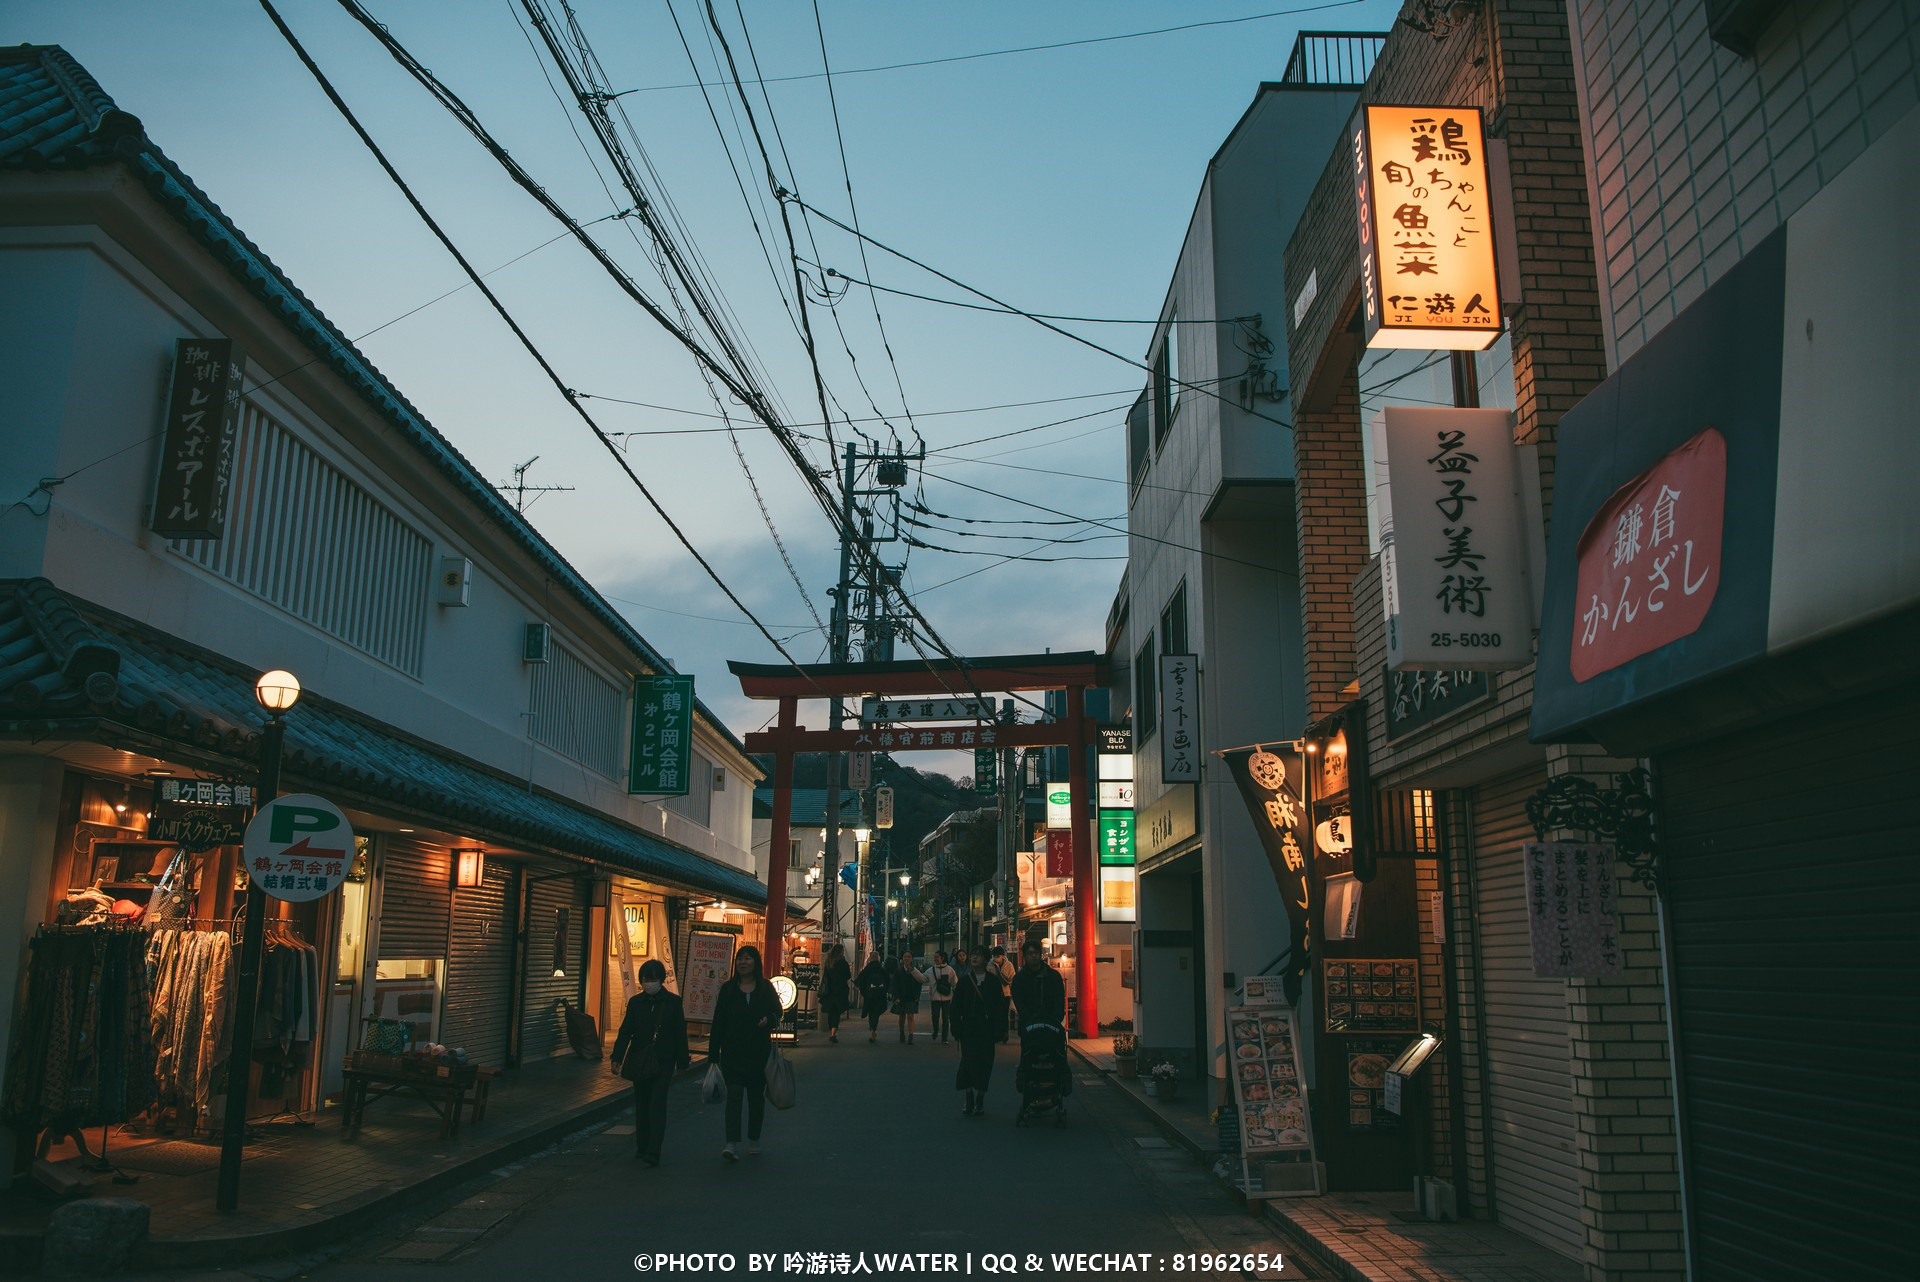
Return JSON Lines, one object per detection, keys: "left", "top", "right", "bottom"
{"left": 12, "top": 0, "right": 1401, "bottom": 741}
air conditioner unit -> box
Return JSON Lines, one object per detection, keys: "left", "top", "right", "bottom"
{"left": 523, "top": 622, "right": 552, "bottom": 664}
{"left": 436, "top": 557, "right": 472, "bottom": 606}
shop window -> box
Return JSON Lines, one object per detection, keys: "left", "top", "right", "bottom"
{"left": 1134, "top": 636, "right": 1158, "bottom": 744}
{"left": 372, "top": 958, "right": 443, "bottom": 1046}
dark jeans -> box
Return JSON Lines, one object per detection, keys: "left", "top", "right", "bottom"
{"left": 630, "top": 1073, "right": 671, "bottom": 1158}
{"left": 930, "top": 1001, "right": 951, "bottom": 1040}
{"left": 725, "top": 1081, "right": 765, "bottom": 1143}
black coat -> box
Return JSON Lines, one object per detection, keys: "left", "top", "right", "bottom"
{"left": 952, "top": 970, "right": 1003, "bottom": 1042}
{"left": 611, "top": 990, "right": 690, "bottom": 1081}
{"left": 822, "top": 957, "right": 853, "bottom": 1016}
{"left": 708, "top": 978, "right": 780, "bottom": 1084}
{"left": 1008, "top": 963, "right": 1067, "bottom": 1029}
{"left": 856, "top": 962, "right": 891, "bottom": 1015}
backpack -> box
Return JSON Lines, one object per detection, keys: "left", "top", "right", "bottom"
{"left": 936, "top": 969, "right": 953, "bottom": 997}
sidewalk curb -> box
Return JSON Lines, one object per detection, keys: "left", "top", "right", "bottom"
{"left": 1065, "top": 1043, "right": 1219, "bottom": 1170}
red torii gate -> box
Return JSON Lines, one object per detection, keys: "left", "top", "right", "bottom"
{"left": 730, "top": 651, "right": 1106, "bottom": 1037}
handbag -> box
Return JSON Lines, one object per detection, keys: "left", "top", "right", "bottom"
{"left": 765, "top": 1047, "right": 796, "bottom": 1110}
{"left": 622, "top": 1013, "right": 665, "bottom": 1081}
{"left": 700, "top": 1062, "right": 725, "bottom": 1105}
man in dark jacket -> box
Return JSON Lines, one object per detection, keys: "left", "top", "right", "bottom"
{"left": 611, "top": 959, "right": 690, "bottom": 1165}
{"left": 1007, "top": 940, "right": 1066, "bottom": 1031}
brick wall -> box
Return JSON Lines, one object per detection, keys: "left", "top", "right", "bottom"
{"left": 1291, "top": 363, "right": 1369, "bottom": 722}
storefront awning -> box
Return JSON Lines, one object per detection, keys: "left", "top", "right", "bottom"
{"left": 0, "top": 579, "right": 780, "bottom": 910}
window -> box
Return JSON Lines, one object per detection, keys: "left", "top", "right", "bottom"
{"left": 1134, "top": 636, "right": 1157, "bottom": 745}
{"left": 789, "top": 838, "right": 807, "bottom": 868}
{"left": 531, "top": 641, "right": 626, "bottom": 778}
{"left": 665, "top": 748, "right": 715, "bottom": 827}
{"left": 1127, "top": 390, "right": 1151, "bottom": 485}
{"left": 1152, "top": 342, "right": 1172, "bottom": 447}
{"left": 1159, "top": 581, "right": 1189, "bottom": 658}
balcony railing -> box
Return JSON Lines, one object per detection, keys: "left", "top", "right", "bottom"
{"left": 1280, "top": 30, "right": 1386, "bottom": 89}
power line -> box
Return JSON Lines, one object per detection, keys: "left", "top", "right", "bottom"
{"left": 609, "top": 1, "right": 1368, "bottom": 95}
{"left": 811, "top": 262, "right": 1256, "bottom": 326}
{"left": 574, "top": 383, "right": 1144, "bottom": 426}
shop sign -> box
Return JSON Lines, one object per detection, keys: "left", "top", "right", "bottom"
{"left": 1227, "top": 1002, "right": 1313, "bottom": 1159}
{"left": 862, "top": 725, "right": 999, "bottom": 749}
{"left": 1136, "top": 784, "right": 1197, "bottom": 862}
{"left": 1097, "top": 780, "right": 1134, "bottom": 809}
{"left": 1223, "top": 746, "right": 1311, "bottom": 1004}
{"left": 1380, "top": 406, "right": 1531, "bottom": 671}
{"left": 1158, "top": 654, "right": 1198, "bottom": 783}
{"left": 1044, "top": 827, "right": 1073, "bottom": 878}
{"left": 1522, "top": 841, "right": 1623, "bottom": 977}
{"left": 1314, "top": 813, "right": 1353, "bottom": 856}
{"left": 1382, "top": 666, "right": 1489, "bottom": 740}
{"left": 151, "top": 337, "right": 243, "bottom": 539}
{"left": 149, "top": 778, "right": 254, "bottom": 849}
{"left": 628, "top": 673, "right": 693, "bottom": 795}
{"left": 1324, "top": 958, "right": 1419, "bottom": 1034}
{"left": 1098, "top": 810, "right": 1135, "bottom": 866}
{"left": 1098, "top": 866, "right": 1136, "bottom": 924}
{"left": 1570, "top": 427, "right": 1725, "bottom": 682}
{"left": 682, "top": 929, "right": 737, "bottom": 1023}
{"left": 973, "top": 748, "right": 997, "bottom": 793}
{"left": 1351, "top": 105, "right": 1503, "bottom": 352}
{"left": 1045, "top": 785, "right": 1072, "bottom": 828}
{"left": 241, "top": 793, "right": 353, "bottom": 903}
{"left": 1097, "top": 724, "right": 1132, "bottom": 754}
{"left": 847, "top": 750, "right": 871, "bottom": 790}
{"left": 860, "top": 696, "right": 992, "bottom": 722}
{"left": 874, "top": 785, "right": 894, "bottom": 829}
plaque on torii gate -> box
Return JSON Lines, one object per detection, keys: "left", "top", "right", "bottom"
{"left": 730, "top": 651, "right": 1108, "bottom": 1037}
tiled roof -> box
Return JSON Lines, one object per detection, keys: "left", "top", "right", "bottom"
{"left": 0, "top": 578, "right": 775, "bottom": 909}
{"left": 752, "top": 787, "right": 867, "bottom": 827}
{"left": 0, "top": 44, "right": 750, "bottom": 765}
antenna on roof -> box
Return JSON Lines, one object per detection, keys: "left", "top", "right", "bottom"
{"left": 501, "top": 456, "right": 575, "bottom": 514}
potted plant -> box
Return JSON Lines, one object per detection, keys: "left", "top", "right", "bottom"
{"left": 1146, "top": 1059, "right": 1180, "bottom": 1100}
{"left": 1112, "top": 1033, "right": 1138, "bottom": 1078}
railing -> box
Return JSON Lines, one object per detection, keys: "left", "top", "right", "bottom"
{"left": 1280, "top": 30, "right": 1386, "bottom": 88}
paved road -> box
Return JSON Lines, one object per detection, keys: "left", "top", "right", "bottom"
{"left": 169, "top": 1034, "right": 1322, "bottom": 1282}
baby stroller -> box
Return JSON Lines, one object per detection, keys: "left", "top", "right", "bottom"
{"left": 1014, "top": 1023, "right": 1070, "bottom": 1126}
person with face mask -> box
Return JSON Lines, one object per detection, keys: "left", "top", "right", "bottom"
{"left": 611, "top": 958, "right": 690, "bottom": 1165}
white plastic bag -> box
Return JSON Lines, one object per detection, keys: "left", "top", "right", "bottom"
{"left": 701, "top": 1062, "right": 725, "bottom": 1105}
{"left": 765, "top": 1048, "right": 796, "bottom": 1110}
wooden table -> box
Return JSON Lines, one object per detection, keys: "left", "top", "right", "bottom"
{"left": 339, "top": 1056, "right": 481, "bottom": 1139}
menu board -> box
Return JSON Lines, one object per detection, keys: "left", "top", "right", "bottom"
{"left": 1227, "top": 1006, "right": 1312, "bottom": 1154}
{"left": 682, "top": 930, "right": 737, "bottom": 1024}
{"left": 1344, "top": 1037, "right": 1404, "bottom": 1131}
{"left": 1323, "top": 957, "right": 1420, "bottom": 1033}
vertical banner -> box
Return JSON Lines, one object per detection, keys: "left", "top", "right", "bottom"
{"left": 1223, "top": 746, "right": 1312, "bottom": 1004}
{"left": 1522, "top": 841, "right": 1624, "bottom": 976}
{"left": 974, "top": 748, "right": 998, "bottom": 793}
{"left": 1044, "top": 829, "right": 1073, "bottom": 879}
{"left": 1159, "top": 653, "right": 1199, "bottom": 783}
{"left": 874, "top": 786, "right": 894, "bottom": 829}
{"left": 151, "top": 338, "right": 242, "bottom": 539}
{"left": 847, "top": 750, "right": 872, "bottom": 790}
{"left": 629, "top": 673, "right": 694, "bottom": 795}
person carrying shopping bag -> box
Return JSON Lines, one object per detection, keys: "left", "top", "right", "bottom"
{"left": 610, "top": 958, "right": 690, "bottom": 1166}
{"left": 708, "top": 944, "right": 780, "bottom": 1159}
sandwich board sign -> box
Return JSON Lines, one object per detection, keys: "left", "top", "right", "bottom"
{"left": 242, "top": 794, "right": 354, "bottom": 902}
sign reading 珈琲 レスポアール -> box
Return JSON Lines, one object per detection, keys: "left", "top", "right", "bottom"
{"left": 242, "top": 794, "right": 354, "bottom": 903}
{"left": 152, "top": 338, "right": 243, "bottom": 540}
{"left": 629, "top": 673, "right": 693, "bottom": 796}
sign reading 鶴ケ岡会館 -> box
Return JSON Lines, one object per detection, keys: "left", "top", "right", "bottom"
{"left": 242, "top": 794, "right": 354, "bottom": 903}
{"left": 152, "top": 338, "right": 244, "bottom": 539}
{"left": 1352, "top": 105, "right": 1503, "bottom": 352}
{"left": 1379, "top": 406, "right": 1532, "bottom": 671}
{"left": 1570, "top": 427, "right": 1725, "bottom": 682}
{"left": 1159, "top": 654, "right": 1198, "bottom": 783}
{"left": 629, "top": 673, "right": 693, "bottom": 795}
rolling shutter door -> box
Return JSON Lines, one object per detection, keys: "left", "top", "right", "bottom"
{"left": 377, "top": 837, "right": 450, "bottom": 959}
{"left": 1661, "top": 693, "right": 1919, "bottom": 1282}
{"left": 1472, "top": 767, "right": 1583, "bottom": 1258}
{"left": 442, "top": 862, "right": 513, "bottom": 1070}
{"left": 521, "top": 871, "right": 590, "bottom": 1060}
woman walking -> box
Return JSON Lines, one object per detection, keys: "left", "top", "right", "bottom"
{"left": 821, "top": 943, "right": 853, "bottom": 1044}
{"left": 708, "top": 944, "right": 780, "bottom": 1160}
{"left": 952, "top": 951, "right": 1003, "bottom": 1116}
{"left": 926, "top": 950, "right": 958, "bottom": 1044}
{"left": 610, "top": 959, "right": 690, "bottom": 1165}
{"left": 857, "top": 954, "right": 891, "bottom": 1043}
{"left": 891, "top": 954, "right": 925, "bottom": 1044}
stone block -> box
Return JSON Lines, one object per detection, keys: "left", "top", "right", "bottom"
{"left": 42, "top": 1198, "right": 150, "bottom": 1276}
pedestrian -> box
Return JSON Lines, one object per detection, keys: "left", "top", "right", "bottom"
{"left": 987, "top": 946, "right": 1016, "bottom": 1043}
{"left": 708, "top": 944, "right": 780, "bottom": 1160}
{"left": 952, "top": 951, "right": 1003, "bottom": 1116}
{"left": 821, "top": 943, "right": 852, "bottom": 1044}
{"left": 926, "top": 950, "right": 958, "bottom": 1043}
{"left": 610, "top": 959, "right": 690, "bottom": 1166}
{"left": 891, "top": 954, "right": 925, "bottom": 1044}
{"left": 857, "top": 954, "right": 891, "bottom": 1042}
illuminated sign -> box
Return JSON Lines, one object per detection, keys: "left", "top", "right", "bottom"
{"left": 1352, "top": 105, "right": 1503, "bottom": 351}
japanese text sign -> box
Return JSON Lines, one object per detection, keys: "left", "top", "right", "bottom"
{"left": 1383, "top": 666, "right": 1489, "bottom": 740}
{"left": 974, "top": 748, "right": 997, "bottom": 793}
{"left": 241, "top": 793, "right": 353, "bottom": 903}
{"left": 1352, "top": 105, "right": 1503, "bottom": 351}
{"left": 847, "top": 750, "right": 872, "bottom": 790}
{"left": 629, "top": 673, "right": 694, "bottom": 796}
{"left": 152, "top": 338, "right": 242, "bottom": 539}
{"left": 860, "top": 696, "right": 992, "bottom": 723}
{"left": 1380, "top": 407, "right": 1531, "bottom": 670}
{"left": 1223, "top": 747, "right": 1312, "bottom": 1005}
{"left": 1044, "top": 829, "right": 1073, "bottom": 879}
{"left": 1522, "top": 841, "right": 1623, "bottom": 977}
{"left": 1098, "top": 865, "right": 1136, "bottom": 924}
{"left": 874, "top": 785, "right": 894, "bottom": 829}
{"left": 1571, "top": 427, "right": 1725, "bottom": 681}
{"left": 150, "top": 777, "right": 254, "bottom": 850}
{"left": 1098, "top": 810, "right": 1135, "bottom": 866}
{"left": 856, "top": 724, "right": 999, "bottom": 750}
{"left": 1159, "top": 653, "right": 1199, "bottom": 783}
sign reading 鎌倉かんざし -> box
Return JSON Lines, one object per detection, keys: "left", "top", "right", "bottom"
{"left": 629, "top": 673, "right": 693, "bottom": 796}
{"left": 1352, "top": 105, "right": 1503, "bottom": 352}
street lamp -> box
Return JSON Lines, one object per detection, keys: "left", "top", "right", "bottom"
{"left": 218, "top": 668, "right": 301, "bottom": 1212}
{"left": 886, "top": 897, "right": 900, "bottom": 959}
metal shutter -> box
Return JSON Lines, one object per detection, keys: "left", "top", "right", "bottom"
{"left": 442, "top": 861, "right": 513, "bottom": 1069}
{"left": 1472, "top": 767, "right": 1583, "bottom": 1257}
{"left": 1661, "top": 694, "right": 1919, "bottom": 1282}
{"left": 521, "top": 871, "right": 589, "bottom": 1060}
{"left": 377, "top": 836, "right": 450, "bottom": 959}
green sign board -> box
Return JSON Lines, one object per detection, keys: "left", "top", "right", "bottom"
{"left": 1099, "top": 810, "right": 1136, "bottom": 866}
{"left": 629, "top": 673, "right": 694, "bottom": 795}
{"left": 974, "top": 748, "right": 997, "bottom": 793}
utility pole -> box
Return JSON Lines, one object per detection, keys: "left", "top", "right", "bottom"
{"left": 997, "top": 701, "right": 1017, "bottom": 956}
{"left": 819, "top": 444, "right": 857, "bottom": 968}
